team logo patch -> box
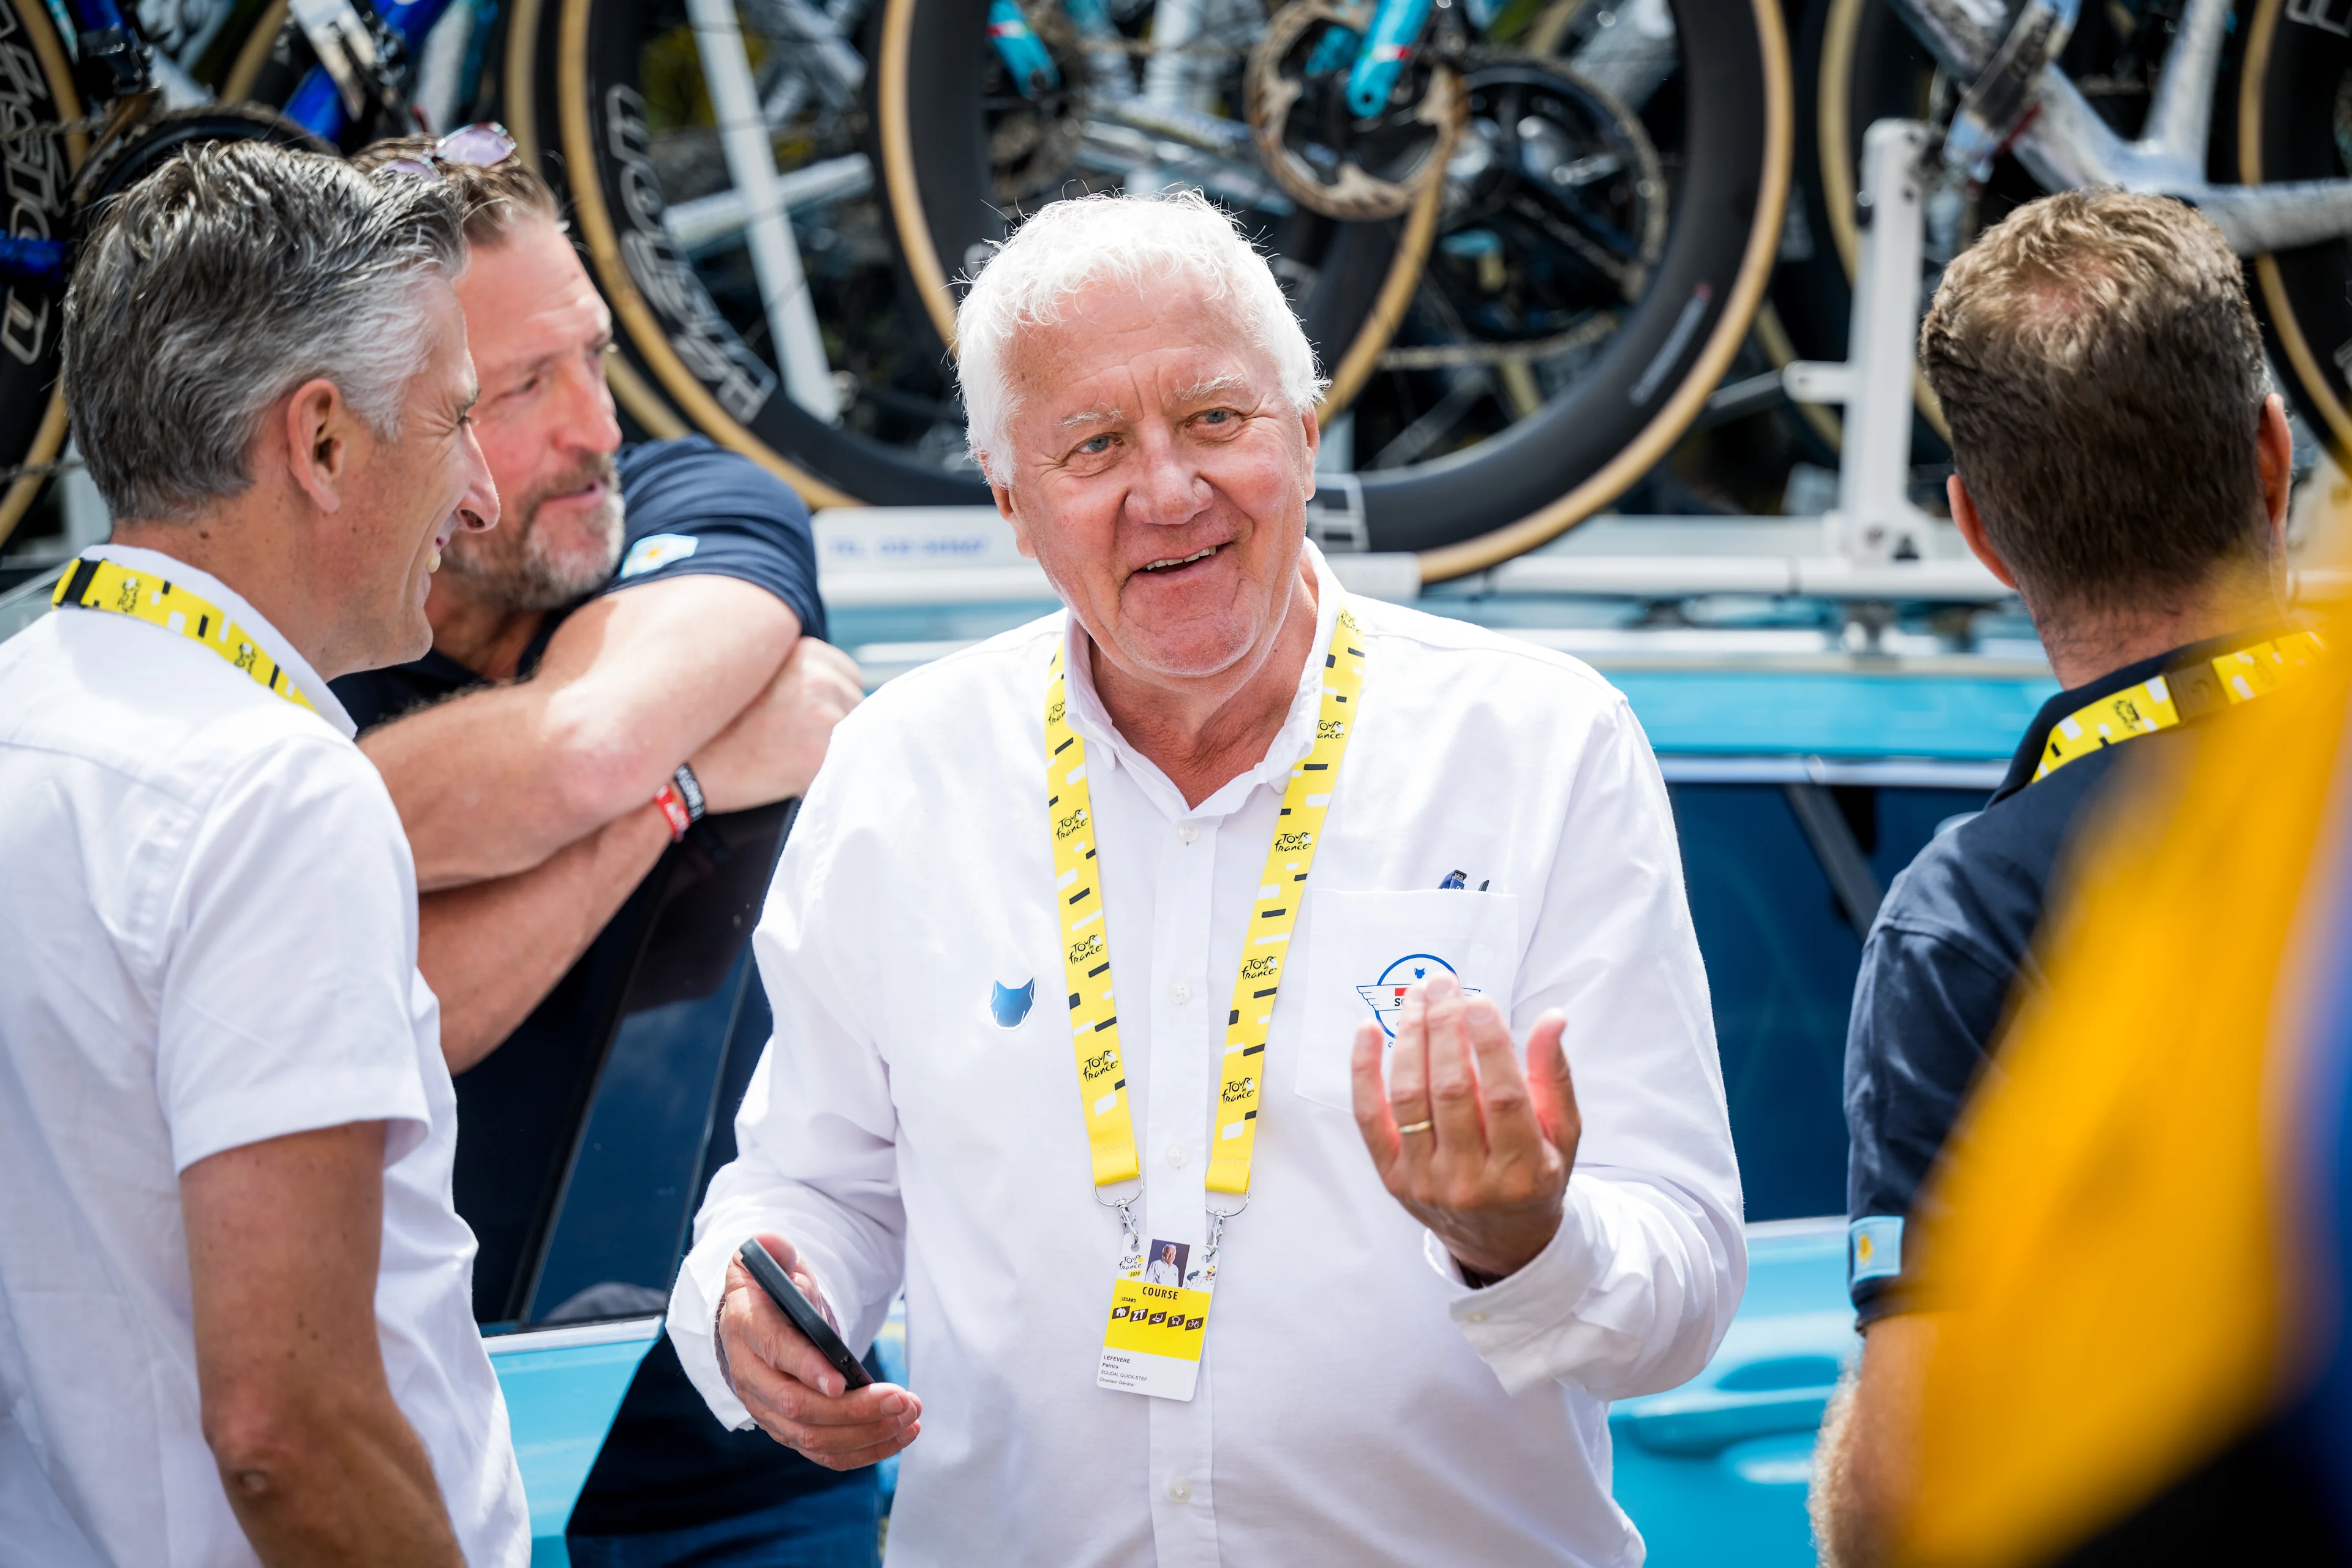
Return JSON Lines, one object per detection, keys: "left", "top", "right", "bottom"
{"left": 1355, "top": 954, "right": 1480, "bottom": 1040}
{"left": 619, "top": 533, "right": 700, "bottom": 579}
{"left": 989, "top": 979, "right": 1036, "bottom": 1028}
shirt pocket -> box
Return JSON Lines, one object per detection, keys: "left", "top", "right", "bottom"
{"left": 1292, "top": 889, "right": 1522, "bottom": 1112}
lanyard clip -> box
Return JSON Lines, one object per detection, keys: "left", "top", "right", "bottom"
{"left": 1099, "top": 1186, "right": 1144, "bottom": 1273}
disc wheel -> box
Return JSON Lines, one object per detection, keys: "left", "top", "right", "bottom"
{"left": 0, "top": 0, "right": 85, "bottom": 552}
{"left": 2238, "top": 0, "right": 2352, "bottom": 462}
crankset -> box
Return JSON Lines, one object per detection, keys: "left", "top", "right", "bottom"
{"left": 1245, "top": 1, "right": 1465, "bottom": 222}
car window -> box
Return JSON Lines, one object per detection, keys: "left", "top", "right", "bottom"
{"left": 1667, "top": 782, "right": 1989, "bottom": 1222}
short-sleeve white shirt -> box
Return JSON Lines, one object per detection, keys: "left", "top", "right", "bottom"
{"left": 0, "top": 546, "right": 527, "bottom": 1567}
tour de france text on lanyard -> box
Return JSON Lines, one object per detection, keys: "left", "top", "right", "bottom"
{"left": 51, "top": 557, "right": 315, "bottom": 712}
{"left": 1045, "top": 603, "right": 1366, "bottom": 1401}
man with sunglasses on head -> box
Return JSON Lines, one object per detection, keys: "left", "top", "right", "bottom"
{"left": 335, "top": 128, "right": 872, "bottom": 1568}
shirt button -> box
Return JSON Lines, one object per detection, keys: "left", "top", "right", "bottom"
{"left": 1466, "top": 1310, "right": 1490, "bottom": 1324}
{"left": 1167, "top": 1480, "right": 1192, "bottom": 1504}
{"left": 1169, "top": 981, "right": 1191, "bottom": 1005}
{"left": 1167, "top": 1145, "right": 1189, "bottom": 1169}
{"left": 1175, "top": 822, "right": 1199, "bottom": 844}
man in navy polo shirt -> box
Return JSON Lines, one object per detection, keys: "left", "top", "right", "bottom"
{"left": 1807, "top": 193, "right": 2318, "bottom": 1566}
{"left": 335, "top": 136, "right": 874, "bottom": 1567}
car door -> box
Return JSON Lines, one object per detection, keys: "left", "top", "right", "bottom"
{"left": 477, "top": 800, "right": 799, "bottom": 1560}
{"left": 1610, "top": 758, "right": 1999, "bottom": 1567}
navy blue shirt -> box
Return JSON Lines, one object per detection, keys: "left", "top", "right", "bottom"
{"left": 334, "top": 435, "right": 824, "bottom": 724}
{"left": 333, "top": 437, "right": 856, "bottom": 1528}
{"left": 1841, "top": 635, "right": 2261, "bottom": 1322}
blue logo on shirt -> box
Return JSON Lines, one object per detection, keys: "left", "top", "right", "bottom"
{"left": 619, "top": 533, "right": 700, "bottom": 579}
{"left": 1355, "top": 954, "right": 1481, "bottom": 1040}
{"left": 989, "top": 979, "right": 1036, "bottom": 1029}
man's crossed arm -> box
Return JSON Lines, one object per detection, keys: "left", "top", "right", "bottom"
{"left": 361, "top": 575, "right": 862, "bottom": 1069}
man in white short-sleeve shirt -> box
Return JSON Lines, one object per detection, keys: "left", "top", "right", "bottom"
{"left": 668, "top": 193, "right": 1744, "bottom": 1564}
{"left": 0, "top": 143, "right": 524, "bottom": 1564}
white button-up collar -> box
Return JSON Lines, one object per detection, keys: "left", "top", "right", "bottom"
{"left": 1055, "top": 547, "right": 1341, "bottom": 822}
{"left": 81, "top": 542, "right": 359, "bottom": 735}
{"left": 0, "top": 548, "right": 526, "bottom": 1566}
{"left": 673, "top": 541, "right": 1743, "bottom": 1567}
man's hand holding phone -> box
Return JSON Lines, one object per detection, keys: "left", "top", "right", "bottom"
{"left": 715, "top": 1232, "right": 921, "bottom": 1471}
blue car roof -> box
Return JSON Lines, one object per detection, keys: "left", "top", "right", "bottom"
{"left": 1610, "top": 667, "right": 2055, "bottom": 761}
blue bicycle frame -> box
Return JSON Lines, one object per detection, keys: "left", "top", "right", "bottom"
{"left": 281, "top": 0, "right": 460, "bottom": 141}
{"left": 983, "top": 0, "right": 1435, "bottom": 116}
{"left": 0, "top": 0, "right": 460, "bottom": 293}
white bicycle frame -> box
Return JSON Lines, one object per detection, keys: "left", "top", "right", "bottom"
{"left": 1896, "top": 0, "right": 2352, "bottom": 254}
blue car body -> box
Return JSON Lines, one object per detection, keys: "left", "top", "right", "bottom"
{"left": 471, "top": 649, "right": 2050, "bottom": 1564}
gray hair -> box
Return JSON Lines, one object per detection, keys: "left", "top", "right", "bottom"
{"left": 956, "top": 190, "right": 1324, "bottom": 480}
{"left": 64, "top": 139, "right": 468, "bottom": 524}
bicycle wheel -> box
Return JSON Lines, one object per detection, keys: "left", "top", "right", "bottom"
{"left": 0, "top": 0, "right": 85, "bottom": 552}
{"left": 2237, "top": 0, "right": 2352, "bottom": 461}
{"left": 882, "top": 0, "right": 1792, "bottom": 575}
{"left": 531, "top": 0, "right": 981, "bottom": 506}
{"left": 545, "top": 0, "right": 1786, "bottom": 571}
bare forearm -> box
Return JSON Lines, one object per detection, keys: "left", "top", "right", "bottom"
{"left": 366, "top": 578, "right": 798, "bottom": 888}
{"left": 184, "top": 1125, "right": 462, "bottom": 1568}
{"left": 421, "top": 802, "right": 673, "bottom": 1072}
{"left": 214, "top": 1397, "right": 460, "bottom": 1568}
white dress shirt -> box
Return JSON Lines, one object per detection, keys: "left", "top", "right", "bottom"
{"left": 0, "top": 546, "right": 527, "bottom": 1567}
{"left": 671, "top": 544, "right": 1743, "bottom": 1567}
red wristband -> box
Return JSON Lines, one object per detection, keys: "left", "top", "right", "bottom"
{"left": 654, "top": 783, "right": 693, "bottom": 842}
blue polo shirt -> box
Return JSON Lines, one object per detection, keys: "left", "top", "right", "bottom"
{"left": 1842, "top": 633, "right": 2268, "bottom": 1323}
{"left": 333, "top": 436, "right": 859, "bottom": 1530}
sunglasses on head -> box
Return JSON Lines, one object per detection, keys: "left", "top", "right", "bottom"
{"left": 377, "top": 122, "right": 518, "bottom": 181}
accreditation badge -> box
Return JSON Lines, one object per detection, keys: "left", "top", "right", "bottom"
{"left": 1096, "top": 1231, "right": 1216, "bottom": 1401}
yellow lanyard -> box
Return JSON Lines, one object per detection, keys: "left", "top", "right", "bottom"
{"left": 1047, "top": 603, "right": 1367, "bottom": 1199}
{"left": 52, "top": 556, "right": 315, "bottom": 712}
{"left": 2033, "top": 629, "right": 2326, "bottom": 783}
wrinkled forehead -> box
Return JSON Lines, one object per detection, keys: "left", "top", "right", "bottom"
{"left": 1004, "top": 279, "right": 1278, "bottom": 428}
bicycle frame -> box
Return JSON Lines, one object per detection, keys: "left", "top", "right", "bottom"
{"left": 1891, "top": 0, "right": 2352, "bottom": 253}
{"left": 0, "top": 0, "right": 465, "bottom": 295}
{"left": 984, "top": 0, "right": 1442, "bottom": 118}
{"left": 282, "top": 0, "right": 459, "bottom": 141}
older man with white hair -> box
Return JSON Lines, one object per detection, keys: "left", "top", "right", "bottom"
{"left": 666, "top": 191, "right": 1744, "bottom": 1564}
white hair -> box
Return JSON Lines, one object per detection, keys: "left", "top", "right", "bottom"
{"left": 956, "top": 190, "right": 1325, "bottom": 479}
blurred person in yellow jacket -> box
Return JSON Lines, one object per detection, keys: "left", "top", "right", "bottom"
{"left": 1889, "top": 603, "right": 2351, "bottom": 1564}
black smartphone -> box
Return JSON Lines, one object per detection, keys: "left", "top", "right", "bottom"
{"left": 737, "top": 1238, "right": 874, "bottom": 1390}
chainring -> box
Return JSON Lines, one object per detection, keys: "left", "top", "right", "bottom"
{"left": 1245, "top": 1, "right": 1464, "bottom": 222}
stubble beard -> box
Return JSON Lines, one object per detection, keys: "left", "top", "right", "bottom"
{"left": 440, "top": 453, "right": 627, "bottom": 612}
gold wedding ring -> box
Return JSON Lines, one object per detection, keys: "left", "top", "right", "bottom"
{"left": 1396, "top": 1120, "right": 1434, "bottom": 1136}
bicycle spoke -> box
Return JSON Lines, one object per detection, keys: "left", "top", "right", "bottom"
{"left": 687, "top": 0, "right": 839, "bottom": 418}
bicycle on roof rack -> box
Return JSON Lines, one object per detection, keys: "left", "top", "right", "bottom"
{"left": 522, "top": 0, "right": 2352, "bottom": 581}
{"left": 1774, "top": 0, "right": 2352, "bottom": 469}
{"left": 518, "top": 0, "right": 1795, "bottom": 576}
{"left": 0, "top": 0, "right": 483, "bottom": 551}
